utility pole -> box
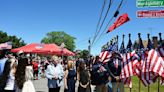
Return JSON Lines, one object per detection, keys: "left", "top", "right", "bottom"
{"left": 88, "top": 38, "right": 92, "bottom": 72}
{"left": 88, "top": 38, "right": 91, "bottom": 56}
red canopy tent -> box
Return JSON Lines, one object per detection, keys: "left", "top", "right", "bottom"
{"left": 36, "top": 44, "right": 75, "bottom": 56}
{"left": 11, "top": 43, "right": 75, "bottom": 56}
{"left": 33, "top": 44, "right": 61, "bottom": 54}
{"left": 11, "top": 43, "right": 43, "bottom": 53}
{"left": 62, "top": 48, "right": 75, "bottom": 56}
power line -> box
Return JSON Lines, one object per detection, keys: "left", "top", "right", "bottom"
{"left": 91, "top": 15, "right": 115, "bottom": 48}
{"left": 77, "top": 0, "right": 107, "bottom": 50}
{"left": 93, "top": 0, "right": 125, "bottom": 47}
{"left": 92, "top": 0, "right": 113, "bottom": 45}
{"left": 92, "top": 0, "right": 107, "bottom": 45}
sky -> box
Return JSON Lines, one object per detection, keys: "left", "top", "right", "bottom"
{"left": 0, "top": 0, "right": 164, "bottom": 55}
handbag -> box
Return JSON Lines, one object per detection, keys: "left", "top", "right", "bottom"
{"left": 57, "top": 77, "right": 64, "bottom": 87}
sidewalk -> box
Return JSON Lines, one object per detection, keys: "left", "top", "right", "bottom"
{"left": 33, "top": 78, "right": 95, "bottom": 92}
{"left": 33, "top": 78, "right": 48, "bottom": 92}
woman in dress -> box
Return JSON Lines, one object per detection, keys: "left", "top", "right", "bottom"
{"left": 64, "top": 60, "right": 76, "bottom": 92}
{"left": 78, "top": 61, "right": 90, "bottom": 92}
{"left": 15, "top": 57, "right": 35, "bottom": 92}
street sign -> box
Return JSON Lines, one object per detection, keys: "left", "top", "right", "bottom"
{"left": 137, "top": 10, "right": 164, "bottom": 18}
{"left": 137, "top": 0, "right": 164, "bottom": 7}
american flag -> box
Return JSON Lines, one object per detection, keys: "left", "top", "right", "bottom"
{"left": 99, "top": 51, "right": 111, "bottom": 63}
{"left": 132, "top": 34, "right": 153, "bottom": 86}
{"left": 157, "top": 45, "right": 164, "bottom": 84}
{"left": 99, "top": 41, "right": 118, "bottom": 63}
{"left": 119, "top": 39, "right": 125, "bottom": 54}
{"left": 120, "top": 51, "right": 137, "bottom": 88}
{"left": 144, "top": 36, "right": 158, "bottom": 85}
{"left": 119, "top": 37, "right": 135, "bottom": 88}
{"left": 108, "top": 41, "right": 118, "bottom": 52}
{"left": 112, "top": 42, "right": 118, "bottom": 52}
{"left": 159, "top": 48, "right": 164, "bottom": 85}
{"left": 148, "top": 49, "right": 164, "bottom": 77}
{"left": 0, "top": 42, "right": 12, "bottom": 50}
{"left": 120, "top": 50, "right": 136, "bottom": 78}
{"left": 158, "top": 33, "right": 164, "bottom": 85}
{"left": 158, "top": 46, "right": 164, "bottom": 61}
{"left": 139, "top": 49, "right": 164, "bottom": 86}
{"left": 133, "top": 40, "right": 164, "bottom": 86}
{"left": 133, "top": 52, "right": 153, "bottom": 86}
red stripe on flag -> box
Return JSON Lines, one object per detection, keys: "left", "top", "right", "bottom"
{"left": 99, "top": 51, "right": 111, "bottom": 63}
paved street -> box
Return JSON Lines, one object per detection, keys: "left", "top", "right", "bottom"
{"left": 33, "top": 78, "right": 80, "bottom": 92}
{"left": 33, "top": 78, "right": 95, "bottom": 92}
{"left": 33, "top": 78, "right": 48, "bottom": 92}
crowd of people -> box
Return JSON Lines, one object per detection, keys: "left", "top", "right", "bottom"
{"left": 0, "top": 49, "right": 124, "bottom": 92}
{"left": 0, "top": 50, "right": 36, "bottom": 92}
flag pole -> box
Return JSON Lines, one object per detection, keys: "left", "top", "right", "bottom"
{"left": 139, "top": 79, "right": 141, "bottom": 92}
{"left": 158, "top": 71, "right": 160, "bottom": 92}
{"left": 152, "top": 36, "right": 159, "bottom": 92}
{"left": 117, "top": 35, "right": 119, "bottom": 51}
{"left": 129, "top": 33, "right": 132, "bottom": 51}
{"left": 123, "top": 34, "right": 125, "bottom": 49}
{"left": 158, "top": 33, "right": 162, "bottom": 92}
{"left": 138, "top": 33, "right": 141, "bottom": 92}
{"left": 159, "top": 33, "right": 162, "bottom": 46}
{"left": 159, "top": 32, "right": 163, "bottom": 92}
{"left": 129, "top": 34, "right": 132, "bottom": 92}
{"left": 147, "top": 34, "right": 150, "bottom": 92}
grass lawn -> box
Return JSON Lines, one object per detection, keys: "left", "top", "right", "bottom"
{"left": 124, "top": 77, "right": 164, "bottom": 92}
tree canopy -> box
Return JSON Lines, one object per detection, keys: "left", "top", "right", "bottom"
{"left": 76, "top": 49, "right": 89, "bottom": 59}
{"left": 41, "top": 31, "right": 76, "bottom": 51}
{"left": 0, "top": 31, "right": 26, "bottom": 48}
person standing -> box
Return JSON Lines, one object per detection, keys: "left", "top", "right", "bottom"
{"left": 64, "top": 60, "right": 76, "bottom": 92}
{"left": 4, "top": 54, "right": 17, "bottom": 92}
{"left": 32, "top": 59, "right": 38, "bottom": 80}
{"left": 46, "top": 55, "right": 64, "bottom": 92}
{"left": 78, "top": 61, "right": 90, "bottom": 92}
{"left": 0, "top": 50, "right": 8, "bottom": 76}
{"left": 15, "top": 57, "right": 35, "bottom": 92}
{"left": 22, "top": 64, "right": 35, "bottom": 92}
{"left": 75, "top": 58, "right": 80, "bottom": 72}
{"left": 91, "top": 56, "right": 109, "bottom": 92}
{"left": 0, "top": 58, "right": 16, "bottom": 92}
{"left": 108, "top": 52, "right": 124, "bottom": 92}
{"left": 0, "top": 51, "right": 17, "bottom": 92}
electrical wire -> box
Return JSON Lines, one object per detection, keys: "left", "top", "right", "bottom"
{"left": 91, "top": 0, "right": 113, "bottom": 45}
{"left": 92, "top": 0, "right": 125, "bottom": 47}
{"left": 92, "top": 0, "right": 107, "bottom": 45}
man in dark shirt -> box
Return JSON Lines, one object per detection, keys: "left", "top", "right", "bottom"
{"left": 91, "top": 56, "right": 109, "bottom": 92}
{"left": 108, "top": 52, "right": 124, "bottom": 92}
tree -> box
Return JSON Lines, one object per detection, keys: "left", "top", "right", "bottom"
{"left": 76, "top": 50, "right": 89, "bottom": 59}
{"left": 41, "top": 31, "right": 76, "bottom": 51}
{"left": 81, "top": 50, "right": 89, "bottom": 59}
{"left": 0, "top": 31, "right": 26, "bottom": 48}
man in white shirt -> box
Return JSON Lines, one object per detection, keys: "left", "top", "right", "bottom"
{"left": 46, "top": 55, "right": 64, "bottom": 92}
